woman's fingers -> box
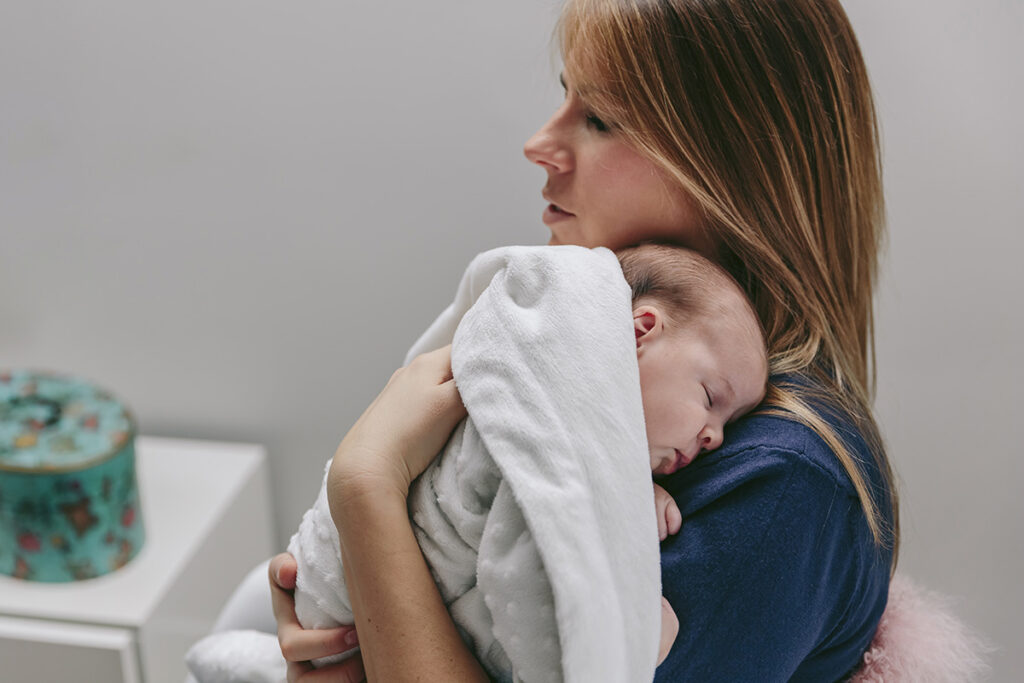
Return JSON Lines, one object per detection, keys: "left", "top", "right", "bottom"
{"left": 270, "top": 552, "right": 298, "bottom": 591}
{"left": 410, "top": 344, "right": 456, "bottom": 382}
{"left": 291, "top": 655, "right": 366, "bottom": 683}
{"left": 270, "top": 552, "right": 360, "bottom": 663}
{"left": 405, "top": 346, "right": 466, "bottom": 424}
{"left": 279, "top": 623, "right": 357, "bottom": 664}
{"left": 269, "top": 553, "right": 300, "bottom": 632}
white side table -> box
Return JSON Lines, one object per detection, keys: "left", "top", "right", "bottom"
{"left": 0, "top": 437, "right": 275, "bottom": 683}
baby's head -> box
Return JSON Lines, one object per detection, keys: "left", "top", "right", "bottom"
{"left": 617, "top": 244, "right": 769, "bottom": 475}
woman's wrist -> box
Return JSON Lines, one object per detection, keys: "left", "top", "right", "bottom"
{"left": 328, "top": 447, "right": 413, "bottom": 504}
{"left": 328, "top": 464, "right": 409, "bottom": 529}
{"left": 328, "top": 478, "right": 408, "bottom": 563}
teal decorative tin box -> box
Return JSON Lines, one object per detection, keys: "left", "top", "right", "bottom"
{"left": 0, "top": 370, "right": 144, "bottom": 582}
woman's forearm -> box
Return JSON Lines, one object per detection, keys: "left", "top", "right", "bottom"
{"left": 331, "top": 478, "right": 490, "bottom": 682}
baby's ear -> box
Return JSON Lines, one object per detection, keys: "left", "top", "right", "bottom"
{"left": 633, "top": 305, "right": 663, "bottom": 347}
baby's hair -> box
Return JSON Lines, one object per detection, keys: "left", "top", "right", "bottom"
{"left": 617, "top": 243, "right": 768, "bottom": 371}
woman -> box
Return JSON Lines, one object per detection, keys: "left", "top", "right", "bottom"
{"left": 270, "top": 0, "right": 898, "bottom": 680}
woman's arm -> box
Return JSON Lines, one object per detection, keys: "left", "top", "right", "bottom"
{"left": 330, "top": 477, "right": 489, "bottom": 681}
{"left": 273, "top": 346, "right": 489, "bottom": 682}
{"left": 325, "top": 346, "right": 488, "bottom": 682}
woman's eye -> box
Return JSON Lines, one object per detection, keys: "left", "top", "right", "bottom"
{"left": 703, "top": 386, "right": 713, "bottom": 409}
{"left": 585, "top": 113, "right": 609, "bottom": 132}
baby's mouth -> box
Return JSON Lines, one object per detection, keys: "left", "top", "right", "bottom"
{"left": 673, "top": 449, "right": 691, "bottom": 470}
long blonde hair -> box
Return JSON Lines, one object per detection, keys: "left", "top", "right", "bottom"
{"left": 559, "top": 0, "right": 898, "bottom": 563}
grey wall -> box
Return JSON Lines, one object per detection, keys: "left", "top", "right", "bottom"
{"left": 2, "top": 1, "right": 1021, "bottom": 678}
{"left": 848, "top": 3, "right": 1024, "bottom": 678}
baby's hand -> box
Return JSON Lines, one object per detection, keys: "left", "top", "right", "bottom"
{"left": 658, "top": 596, "right": 679, "bottom": 666}
{"left": 653, "top": 483, "right": 682, "bottom": 541}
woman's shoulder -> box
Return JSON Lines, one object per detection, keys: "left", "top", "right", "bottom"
{"left": 659, "top": 370, "right": 889, "bottom": 527}
{"left": 716, "top": 410, "right": 862, "bottom": 490}
{"left": 659, "top": 390, "right": 896, "bottom": 561}
{"left": 666, "top": 409, "right": 869, "bottom": 503}
{"left": 655, "top": 406, "right": 891, "bottom": 680}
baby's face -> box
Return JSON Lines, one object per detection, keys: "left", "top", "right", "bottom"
{"left": 635, "top": 306, "right": 767, "bottom": 476}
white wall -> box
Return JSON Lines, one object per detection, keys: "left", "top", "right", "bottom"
{"left": 2, "top": 1, "right": 1020, "bottom": 678}
{"left": 847, "top": 2, "right": 1024, "bottom": 678}
{"left": 0, "top": 0, "right": 562, "bottom": 543}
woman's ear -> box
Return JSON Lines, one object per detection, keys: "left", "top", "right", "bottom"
{"left": 633, "top": 305, "right": 664, "bottom": 349}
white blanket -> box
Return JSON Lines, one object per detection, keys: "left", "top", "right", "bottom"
{"left": 186, "top": 245, "right": 662, "bottom": 683}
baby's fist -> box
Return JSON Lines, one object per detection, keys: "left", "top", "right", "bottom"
{"left": 653, "top": 483, "right": 682, "bottom": 541}
{"left": 658, "top": 596, "right": 679, "bottom": 666}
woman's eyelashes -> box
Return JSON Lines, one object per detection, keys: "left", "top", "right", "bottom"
{"left": 703, "top": 385, "right": 713, "bottom": 410}
{"left": 585, "top": 112, "right": 610, "bottom": 132}
{"left": 558, "top": 81, "right": 612, "bottom": 132}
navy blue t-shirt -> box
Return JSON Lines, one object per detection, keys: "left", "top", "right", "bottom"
{"left": 653, "top": 403, "right": 893, "bottom": 681}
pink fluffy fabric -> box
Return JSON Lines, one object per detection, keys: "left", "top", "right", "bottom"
{"left": 851, "top": 574, "right": 991, "bottom": 683}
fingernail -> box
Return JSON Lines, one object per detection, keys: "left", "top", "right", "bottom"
{"left": 345, "top": 629, "right": 359, "bottom": 646}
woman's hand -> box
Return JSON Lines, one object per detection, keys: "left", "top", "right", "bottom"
{"left": 269, "top": 553, "right": 365, "bottom": 682}
{"left": 329, "top": 345, "right": 467, "bottom": 500}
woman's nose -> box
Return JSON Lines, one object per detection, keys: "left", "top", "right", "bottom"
{"left": 523, "top": 107, "right": 574, "bottom": 173}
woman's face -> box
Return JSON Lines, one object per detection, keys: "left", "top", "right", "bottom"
{"left": 524, "top": 72, "right": 710, "bottom": 253}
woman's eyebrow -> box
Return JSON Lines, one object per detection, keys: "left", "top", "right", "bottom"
{"left": 560, "top": 73, "right": 610, "bottom": 104}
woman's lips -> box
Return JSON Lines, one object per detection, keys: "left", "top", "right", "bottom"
{"left": 542, "top": 203, "right": 575, "bottom": 224}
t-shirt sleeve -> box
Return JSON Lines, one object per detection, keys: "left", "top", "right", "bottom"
{"left": 653, "top": 444, "right": 864, "bottom": 681}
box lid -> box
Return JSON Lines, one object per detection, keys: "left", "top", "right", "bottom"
{"left": 0, "top": 371, "right": 135, "bottom": 473}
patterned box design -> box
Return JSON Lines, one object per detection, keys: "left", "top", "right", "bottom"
{"left": 0, "top": 371, "right": 144, "bottom": 582}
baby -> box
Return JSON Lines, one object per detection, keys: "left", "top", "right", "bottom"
{"left": 619, "top": 244, "right": 768, "bottom": 663}
{"left": 359, "top": 243, "right": 768, "bottom": 664}
{"left": 187, "top": 243, "right": 768, "bottom": 682}
{"left": 619, "top": 244, "right": 768, "bottom": 538}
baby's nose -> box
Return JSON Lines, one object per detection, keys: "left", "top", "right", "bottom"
{"left": 699, "top": 428, "right": 723, "bottom": 453}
